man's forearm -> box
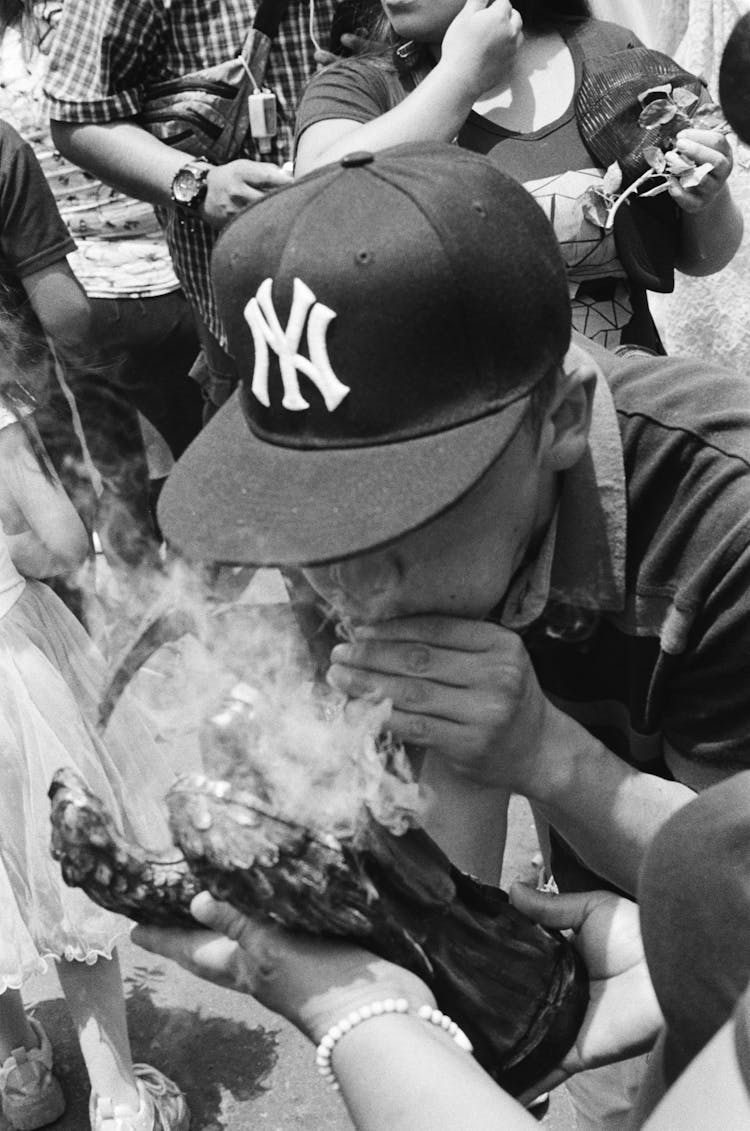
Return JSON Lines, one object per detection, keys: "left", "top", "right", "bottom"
{"left": 50, "top": 120, "right": 187, "bottom": 209}
{"left": 523, "top": 707, "right": 696, "bottom": 896}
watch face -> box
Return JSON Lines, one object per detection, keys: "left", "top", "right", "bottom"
{"left": 172, "top": 167, "right": 201, "bottom": 205}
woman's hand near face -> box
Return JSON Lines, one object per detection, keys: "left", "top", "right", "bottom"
{"left": 439, "top": 0, "right": 524, "bottom": 101}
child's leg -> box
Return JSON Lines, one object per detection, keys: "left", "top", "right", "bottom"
{"left": 0, "top": 989, "right": 38, "bottom": 1061}
{"left": 56, "top": 950, "right": 140, "bottom": 1111}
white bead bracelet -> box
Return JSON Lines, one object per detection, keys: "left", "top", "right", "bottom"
{"left": 315, "top": 998, "right": 473, "bottom": 1089}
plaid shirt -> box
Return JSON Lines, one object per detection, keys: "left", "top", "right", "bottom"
{"left": 45, "top": 0, "right": 335, "bottom": 346}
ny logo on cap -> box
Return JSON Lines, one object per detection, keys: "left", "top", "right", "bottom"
{"left": 244, "top": 278, "right": 350, "bottom": 412}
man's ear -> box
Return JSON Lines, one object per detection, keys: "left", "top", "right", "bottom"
{"left": 541, "top": 348, "right": 597, "bottom": 472}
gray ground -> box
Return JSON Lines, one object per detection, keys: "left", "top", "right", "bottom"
{"left": 7, "top": 571, "right": 577, "bottom": 1130}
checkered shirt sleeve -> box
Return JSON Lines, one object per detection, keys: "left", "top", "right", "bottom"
{"left": 45, "top": 0, "right": 334, "bottom": 345}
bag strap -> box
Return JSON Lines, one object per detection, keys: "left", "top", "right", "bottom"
{"left": 239, "top": 0, "right": 295, "bottom": 84}
{"left": 250, "top": 0, "right": 295, "bottom": 44}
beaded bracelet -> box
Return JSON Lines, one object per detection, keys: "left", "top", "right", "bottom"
{"left": 315, "top": 998, "right": 473, "bottom": 1089}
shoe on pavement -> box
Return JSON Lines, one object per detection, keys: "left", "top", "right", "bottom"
{"left": 0, "top": 1017, "right": 66, "bottom": 1130}
{"left": 90, "top": 1064, "right": 190, "bottom": 1131}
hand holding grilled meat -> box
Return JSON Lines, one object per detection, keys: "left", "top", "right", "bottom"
{"left": 50, "top": 762, "right": 587, "bottom": 1095}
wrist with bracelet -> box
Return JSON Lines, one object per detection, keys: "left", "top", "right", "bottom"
{"left": 315, "top": 997, "right": 473, "bottom": 1090}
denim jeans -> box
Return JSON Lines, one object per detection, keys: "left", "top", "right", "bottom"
{"left": 88, "top": 289, "right": 203, "bottom": 459}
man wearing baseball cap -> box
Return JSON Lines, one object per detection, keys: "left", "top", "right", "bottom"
{"left": 157, "top": 140, "right": 750, "bottom": 1125}
{"left": 159, "top": 138, "right": 750, "bottom": 890}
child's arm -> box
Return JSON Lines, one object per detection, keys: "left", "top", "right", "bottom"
{"left": 21, "top": 259, "right": 95, "bottom": 358}
{"left": 1, "top": 420, "right": 89, "bottom": 577}
{"left": 672, "top": 129, "right": 744, "bottom": 276}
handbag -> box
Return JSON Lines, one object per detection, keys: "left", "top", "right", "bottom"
{"left": 138, "top": 0, "right": 293, "bottom": 164}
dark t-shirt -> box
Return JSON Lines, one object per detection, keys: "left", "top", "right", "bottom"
{"left": 296, "top": 20, "right": 671, "bottom": 351}
{"left": 523, "top": 340, "right": 750, "bottom": 890}
{"left": 639, "top": 772, "right": 750, "bottom": 1085}
{"left": 0, "top": 117, "right": 75, "bottom": 341}
{"left": 289, "top": 343, "right": 750, "bottom": 893}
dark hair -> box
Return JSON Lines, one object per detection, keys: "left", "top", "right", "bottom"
{"left": 514, "top": 0, "right": 591, "bottom": 29}
{"left": 0, "top": 0, "right": 28, "bottom": 37}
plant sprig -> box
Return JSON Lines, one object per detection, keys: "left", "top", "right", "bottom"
{"left": 582, "top": 84, "right": 729, "bottom": 230}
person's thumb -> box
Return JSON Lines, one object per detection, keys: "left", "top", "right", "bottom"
{"left": 509, "top": 881, "right": 604, "bottom": 933}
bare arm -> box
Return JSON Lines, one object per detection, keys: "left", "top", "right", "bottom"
{"left": 21, "top": 260, "right": 94, "bottom": 354}
{"left": 0, "top": 422, "right": 88, "bottom": 576}
{"left": 332, "top": 1013, "right": 536, "bottom": 1131}
{"left": 675, "top": 184, "right": 744, "bottom": 275}
{"left": 519, "top": 707, "right": 697, "bottom": 896}
{"left": 325, "top": 615, "right": 701, "bottom": 897}
{"left": 295, "top": 0, "right": 522, "bottom": 175}
{"left": 50, "top": 119, "right": 196, "bottom": 209}
{"left": 134, "top": 886, "right": 660, "bottom": 1131}
{"left": 296, "top": 67, "right": 481, "bottom": 175}
{"left": 50, "top": 119, "right": 291, "bottom": 230}
{"left": 671, "top": 129, "right": 744, "bottom": 276}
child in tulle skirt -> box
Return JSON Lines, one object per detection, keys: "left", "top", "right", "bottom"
{"left": 0, "top": 387, "right": 189, "bottom": 1129}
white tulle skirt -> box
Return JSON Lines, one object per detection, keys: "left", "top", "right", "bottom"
{"left": 0, "top": 580, "right": 178, "bottom": 993}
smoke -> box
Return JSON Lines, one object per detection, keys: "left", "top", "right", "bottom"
{"left": 98, "top": 558, "right": 426, "bottom": 845}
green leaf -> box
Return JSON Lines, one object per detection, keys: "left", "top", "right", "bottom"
{"left": 679, "top": 161, "right": 713, "bottom": 188}
{"left": 671, "top": 87, "right": 699, "bottom": 111}
{"left": 637, "top": 83, "right": 673, "bottom": 105}
{"left": 601, "top": 160, "right": 623, "bottom": 196}
{"left": 643, "top": 146, "right": 667, "bottom": 173}
{"left": 639, "top": 100, "right": 678, "bottom": 129}
{"left": 581, "top": 186, "right": 611, "bottom": 229}
{"left": 663, "top": 150, "right": 696, "bottom": 175}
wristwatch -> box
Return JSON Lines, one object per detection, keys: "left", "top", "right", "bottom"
{"left": 170, "top": 158, "right": 212, "bottom": 212}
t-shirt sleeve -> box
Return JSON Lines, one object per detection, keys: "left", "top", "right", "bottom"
{"left": 295, "top": 58, "right": 406, "bottom": 147}
{"left": 663, "top": 531, "right": 750, "bottom": 768}
{"left": 0, "top": 122, "right": 75, "bottom": 277}
{"left": 45, "top": 0, "right": 159, "bottom": 122}
{"left": 611, "top": 352, "right": 750, "bottom": 770}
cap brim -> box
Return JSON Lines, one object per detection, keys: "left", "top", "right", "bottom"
{"left": 158, "top": 390, "right": 529, "bottom": 567}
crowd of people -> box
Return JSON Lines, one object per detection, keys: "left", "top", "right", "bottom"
{"left": 1, "top": 1, "right": 750, "bottom": 1130}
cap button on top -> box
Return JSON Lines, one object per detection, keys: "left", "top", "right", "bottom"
{"left": 340, "top": 151, "right": 375, "bottom": 168}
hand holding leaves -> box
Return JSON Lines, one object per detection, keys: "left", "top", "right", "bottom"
{"left": 583, "top": 84, "right": 732, "bottom": 229}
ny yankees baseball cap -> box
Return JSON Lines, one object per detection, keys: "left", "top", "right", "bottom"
{"left": 159, "top": 142, "right": 571, "bottom": 567}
